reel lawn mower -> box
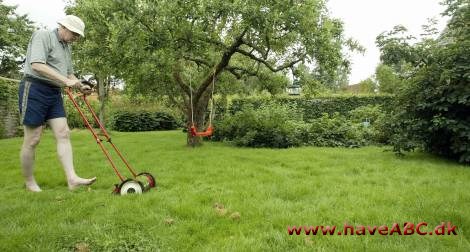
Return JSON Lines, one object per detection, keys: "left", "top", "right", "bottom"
{"left": 65, "top": 80, "right": 156, "bottom": 195}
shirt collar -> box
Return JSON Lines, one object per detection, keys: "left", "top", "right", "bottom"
{"left": 54, "top": 28, "right": 67, "bottom": 46}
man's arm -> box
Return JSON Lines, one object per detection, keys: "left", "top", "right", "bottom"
{"left": 31, "top": 63, "right": 80, "bottom": 88}
{"left": 67, "top": 74, "right": 79, "bottom": 81}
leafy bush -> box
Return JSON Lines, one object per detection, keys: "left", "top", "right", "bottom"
{"left": 0, "top": 117, "right": 4, "bottom": 138}
{"left": 305, "top": 113, "right": 367, "bottom": 147}
{"left": 0, "top": 79, "right": 20, "bottom": 138}
{"left": 348, "top": 105, "right": 392, "bottom": 144}
{"left": 389, "top": 1, "right": 470, "bottom": 163}
{"left": 370, "top": 112, "right": 394, "bottom": 144}
{"left": 64, "top": 97, "right": 100, "bottom": 129}
{"left": 229, "top": 95, "right": 393, "bottom": 121}
{"left": 109, "top": 95, "right": 184, "bottom": 128}
{"left": 214, "top": 103, "right": 301, "bottom": 148}
{"left": 348, "top": 105, "right": 383, "bottom": 124}
{"left": 110, "top": 110, "right": 178, "bottom": 132}
{"left": 215, "top": 103, "right": 371, "bottom": 148}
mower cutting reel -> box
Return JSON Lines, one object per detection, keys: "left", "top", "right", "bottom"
{"left": 113, "top": 173, "right": 156, "bottom": 195}
{"left": 117, "top": 179, "right": 143, "bottom": 195}
{"left": 66, "top": 81, "right": 157, "bottom": 195}
{"left": 136, "top": 172, "right": 156, "bottom": 189}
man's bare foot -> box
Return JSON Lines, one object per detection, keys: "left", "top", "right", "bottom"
{"left": 25, "top": 181, "right": 42, "bottom": 192}
{"left": 68, "top": 177, "right": 96, "bottom": 190}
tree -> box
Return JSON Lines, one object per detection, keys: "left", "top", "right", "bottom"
{"left": 66, "top": 0, "right": 134, "bottom": 126}
{"left": 375, "top": 17, "right": 440, "bottom": 94}
{"left": 375, "top": 25, "right": 418, "bottom": 75}
{"left": 386, "top": 0, "right": 470, "bottom": 163}
{"left": 358, "top": 78, "right": 376, "bottom": 93}
{"left": 0, "top": 0, "right": 34, "bottom": 78}
{"left": 71, "top": 0, "right": 357, "bottom": 145}
{"left": 375, "top": 64, "right": 402, "bottom": 94}
{"left": 292, "top": 64, "right": 328, "bottom": 97}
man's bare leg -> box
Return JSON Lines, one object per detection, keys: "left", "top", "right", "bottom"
{"left": 48, "top": 118, "right": 96, "bottom": 190}
{"left": 20, "top": 125, "right": 44, "bottom": 192}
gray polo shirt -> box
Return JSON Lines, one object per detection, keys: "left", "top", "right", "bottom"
{"left": 24, "top": 28, "right": 74, "bottom": 85}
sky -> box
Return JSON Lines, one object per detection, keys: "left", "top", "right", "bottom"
{"left": 4, "top": 0, "right": 449, "bottom": 84}
{"left": 327, "top": 0, "right": 448, "bottom": 84}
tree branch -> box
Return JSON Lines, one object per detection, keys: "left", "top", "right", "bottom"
{"left": 194, "top": 27, "right": 249, "bottom": 101}
{"left": 241, "top": 39, "right": 268, "bottom": 59}
{"left": 197, "top": 36, "right": 228, "bottom": 49}
{"left": 234, "top": 48, "right": 304, "bottom": 72}
{"left": 121, "top": 8, "right": 155, "bottom": 34}
{"left": 172, "top": 64, "right": 191, "bottom": 96}
{"left": 183, "top": 56, "right": 212, "bottom": 68}
{"left": 225, "top": 66, "right": 258, "bottom": 79}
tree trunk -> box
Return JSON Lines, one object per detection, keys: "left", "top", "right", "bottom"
{"left": 98, "top": 76, "right": 106, "bottom": 126}
{"left": 175, "top": 28, "right": 247, "bottom": 146}
{"left": 186, "top": 89, "right": 212, "bottom": 147}
{"left": 95, "top": 75, "right": 107, "bottom": 133}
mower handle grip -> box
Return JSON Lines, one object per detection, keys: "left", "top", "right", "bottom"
{"left": 80, "top": 79, "right": 96, "bottom": 89}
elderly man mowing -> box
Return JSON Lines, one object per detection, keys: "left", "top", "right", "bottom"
{"left": 19, "top": 15, "right": 96, "bottom": 192}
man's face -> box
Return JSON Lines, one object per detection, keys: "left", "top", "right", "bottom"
{"left": 61, "top": 27, "right": 80, "bottom": 43}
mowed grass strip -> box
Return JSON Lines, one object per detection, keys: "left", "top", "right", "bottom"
{"left": 0, "top": 130, "right": 468, "bottom": 251}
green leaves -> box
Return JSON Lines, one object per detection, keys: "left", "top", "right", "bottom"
{"left": 69, "top": 0, "right": 356, "bottom": 144}
{"left": 71, "top": 0, "right": 352, "bottom": 95}
{"left": 0, "top": 78, "right": 20, "bottom": 138}
{"left": 375, "top": 64, "right": 404, "bottom": 94}
{"left": 385, "top": 0, "right": 470, "bottom": 163}
{"left": 0, "top": 2, "right": 34, "bottom": 78}
{"left": 229, "top": 95, "right": 393, "bottom": 121}
{"left": 110, "top": 111, "right": 178, "bottom": 132}
{"left": 214, "top": 103, "right": 381, "bottom": 148}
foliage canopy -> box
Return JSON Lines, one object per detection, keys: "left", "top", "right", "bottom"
{"left": 70, "top": 0, "right": 356, "bottom": 97}
{"left": 378, "top": 0, "right": 470, "bottom": 163}
{"left": 0, "top": 0, "right": 34, "bottom": 78}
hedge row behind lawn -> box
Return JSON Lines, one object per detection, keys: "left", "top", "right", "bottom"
{"left": 227, "top": 94, "right": 394, "bottom": 121}
{"left": 109, "top": 111, "right": 179, "bottom": 132}
{"left": 0, "top": 78, "right": 20, "bottom": 139}
{"left": 64, "top": 98, "right": 180, "bottom": 132}
{"left": 213, "top": 102, "right": 389, "bottom": 148}
{"left": 64, "top": 97, "right": 101, "bottom": 129}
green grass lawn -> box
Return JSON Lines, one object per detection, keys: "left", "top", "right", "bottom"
{"left": 0, "top": 130, "right": 469, "bottom": 251}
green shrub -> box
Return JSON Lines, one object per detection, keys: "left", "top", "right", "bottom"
{"left": 304, "top": 113, "right": 367, "bottom": 147}
{"left": 0, "top": 118, "right": 4, "bottom": 138}
{"left": 229, "top": 95, "right": 393, "bottom": 121}
{"left": 0, "top": 79, "right": 20, "bottom": 138}
{"left": 390, "top": 3, "right": 470, "bottom": 163}
{"left": 348, "top": 105, "right": 383, "bottom": 124}
{"left": 214, "top": 103, "right": 301, "bottom": 148}
{"left": 154, "top": 111, "right": 179, "bottom": 130}
{"left": 348, "top": 105, "right": 392, "bottom": 144}
{"left": 371, "top": 112, "right": 394, "bottom": 144}
{"left": 215, "top": 103, "right": 370, "bottom": 148}
{"left": 64, "top": 97, "right": 100, "bottom": 129}
{"left": 110, "top": 110, "right": 178, "bottom": 132}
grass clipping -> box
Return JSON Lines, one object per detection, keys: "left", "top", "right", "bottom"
{"left": 213, "top": 202, "right": 240, "bottom": 221}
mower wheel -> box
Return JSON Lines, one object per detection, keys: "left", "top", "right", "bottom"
{"left": 118, "top": 179, "right": 144, "bottom": 195}
{"left": 136, "top": 172, "right": 156, "bottom": 191}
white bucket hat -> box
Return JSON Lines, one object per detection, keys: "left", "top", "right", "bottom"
{"left": 58, "top": 15, "right": 85, "bottom": 37}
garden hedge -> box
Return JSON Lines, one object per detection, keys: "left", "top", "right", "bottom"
{"left": 109, "top": 110, "right": 179, "bottom": 132}
{"left": 227, "top": 95, "right": 393, "bottom": 121}
{"left": 0, "top": 79, "right": 20, "bottom": 138}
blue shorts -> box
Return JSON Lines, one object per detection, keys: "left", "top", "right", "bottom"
{"left": 19, "top": 78, "right": 66, "bottom": 127}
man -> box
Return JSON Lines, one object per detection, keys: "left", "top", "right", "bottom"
{"left": 19, "top": 15, "right": 96, "bottom": 192}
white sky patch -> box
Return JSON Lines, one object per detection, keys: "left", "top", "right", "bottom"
{"left": 4, "top": 0, "right": 67, "bottom": 29}
{"left": 327, "top": 0, "right": 449, "bottom": 84}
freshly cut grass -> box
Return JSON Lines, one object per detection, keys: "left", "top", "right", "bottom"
{"left": 0, "top": 130, "right": 468, "bottom": 251}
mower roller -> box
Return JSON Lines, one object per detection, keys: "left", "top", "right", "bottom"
{"left": 65, "top": 80, "right": 156, "bottom": 195}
